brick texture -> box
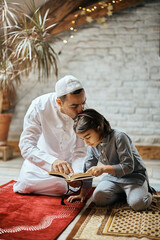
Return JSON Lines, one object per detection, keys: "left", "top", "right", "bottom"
{"left": 8, "top": 0, "right": 160, "bottom": 145}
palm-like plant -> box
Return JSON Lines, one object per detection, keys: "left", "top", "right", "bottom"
{"left": 0, "top": 0, "right": 58, "bottom": 113}
{"left": 0, "top": 0, "right": 19, "bottom": 111}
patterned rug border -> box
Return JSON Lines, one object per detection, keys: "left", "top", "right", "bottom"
{"left": 66, "top": 202, "right": 95, "bottom": 240}
{"left": 67, "top": 194, "right": 160, "bottom": 240}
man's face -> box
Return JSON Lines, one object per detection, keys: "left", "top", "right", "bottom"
{"left": 56, "top": 90, "right": 86, "bottom": 119}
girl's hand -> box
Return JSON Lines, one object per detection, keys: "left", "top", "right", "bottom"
{"left": 87, "top": 166, "right": 104, "bottom": 177}
{"left": 67, "top": 188, "right": 88, "bottom": 203}
{"left": 67, "top": 194, "right": 85, "bottom": 203}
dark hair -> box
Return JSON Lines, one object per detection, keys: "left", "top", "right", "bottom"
{"left": 73, "top": 109, "right": 112, "bottom": 139}
{"left": 59, "top": 88, "right": 84, "bottom": 102}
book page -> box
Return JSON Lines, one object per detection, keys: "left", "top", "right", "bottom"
{"left": 69, "top": 172, "right": 93, "bottom": 181}
{"left": 49, "top": 171, "right": 70, "bottom": 180}
{"left": 49, "top": 171, "right": 93, "bottom": 181}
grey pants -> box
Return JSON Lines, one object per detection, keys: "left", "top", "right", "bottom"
{"left": 93, "top": 179, "right": 152, "bottom": 211}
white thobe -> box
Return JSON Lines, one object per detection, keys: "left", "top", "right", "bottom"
{"left": 13, "top": 92, "right": 87, "bottom": 196}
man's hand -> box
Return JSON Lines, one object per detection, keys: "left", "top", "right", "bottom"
{"left": 52, "top": 159, "right": 74, "bottom": 175}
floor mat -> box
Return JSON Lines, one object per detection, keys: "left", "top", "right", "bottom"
{"left": 67, "top": 194, "right": 160, "bottom": 240}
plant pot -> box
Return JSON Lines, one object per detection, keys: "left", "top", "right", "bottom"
{"left": 2, "top": 87, "right": 16, "bottom": 112}
{"left": 0, "top": 113, "right": 12, "bottom": 146}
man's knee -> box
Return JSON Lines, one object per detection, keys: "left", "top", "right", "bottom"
{"left": 128, "top": 193, "right": 152, "bottom": 211}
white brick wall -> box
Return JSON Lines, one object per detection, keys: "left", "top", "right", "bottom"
{"left": 8, "top": 0, "right": 160, "bottom": 146}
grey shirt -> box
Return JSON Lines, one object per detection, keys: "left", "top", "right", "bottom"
{"left": 84, "top": 129, "right": 151, "bottom": 189}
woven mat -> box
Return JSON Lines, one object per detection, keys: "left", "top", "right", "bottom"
{"left": 67, "top": 195, "right": 160, "bottom": 240}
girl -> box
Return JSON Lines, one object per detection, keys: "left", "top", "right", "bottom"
{"left": 67, "top": 109, "right": 155, "bottom": 211}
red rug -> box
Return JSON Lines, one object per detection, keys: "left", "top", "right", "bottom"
{"left": 0, "top": 180, "right": 93, "bottom": 240}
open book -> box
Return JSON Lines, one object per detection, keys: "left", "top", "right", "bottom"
{"left": 48, "top": 171, "right": 93, "bottom": 182}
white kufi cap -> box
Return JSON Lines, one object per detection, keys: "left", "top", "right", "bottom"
{"left": 55, "top": 75, "right": 83, "bottom": 97}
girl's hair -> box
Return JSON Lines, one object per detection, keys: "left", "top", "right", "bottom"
{"left": 73, "top": 109, "right": 112, "bottom": 139}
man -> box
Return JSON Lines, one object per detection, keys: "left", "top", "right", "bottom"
{"left": 13, "top": 75, "right": 87, "bottom": 196}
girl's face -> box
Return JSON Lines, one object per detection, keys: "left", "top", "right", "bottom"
{"left": 76, "top": 129, "right": 102, "bottom": 147}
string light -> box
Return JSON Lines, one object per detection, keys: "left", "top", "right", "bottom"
{"left": 59, "top": 0, "right": 124, "bottom": 54}
{"left": 63, "top": 40, "right": 68, "bottom": 44}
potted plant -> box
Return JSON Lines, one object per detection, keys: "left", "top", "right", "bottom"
{"left": 0, "top": 0, "right": 58, "bottom": 145}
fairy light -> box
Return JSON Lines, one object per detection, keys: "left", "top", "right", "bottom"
{"left": 60, "top": 0, "right": 124, "bottom": 54}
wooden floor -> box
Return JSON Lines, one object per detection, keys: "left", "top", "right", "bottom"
{"left": 0, "top": 156, "right": 24, "bottom": 186}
